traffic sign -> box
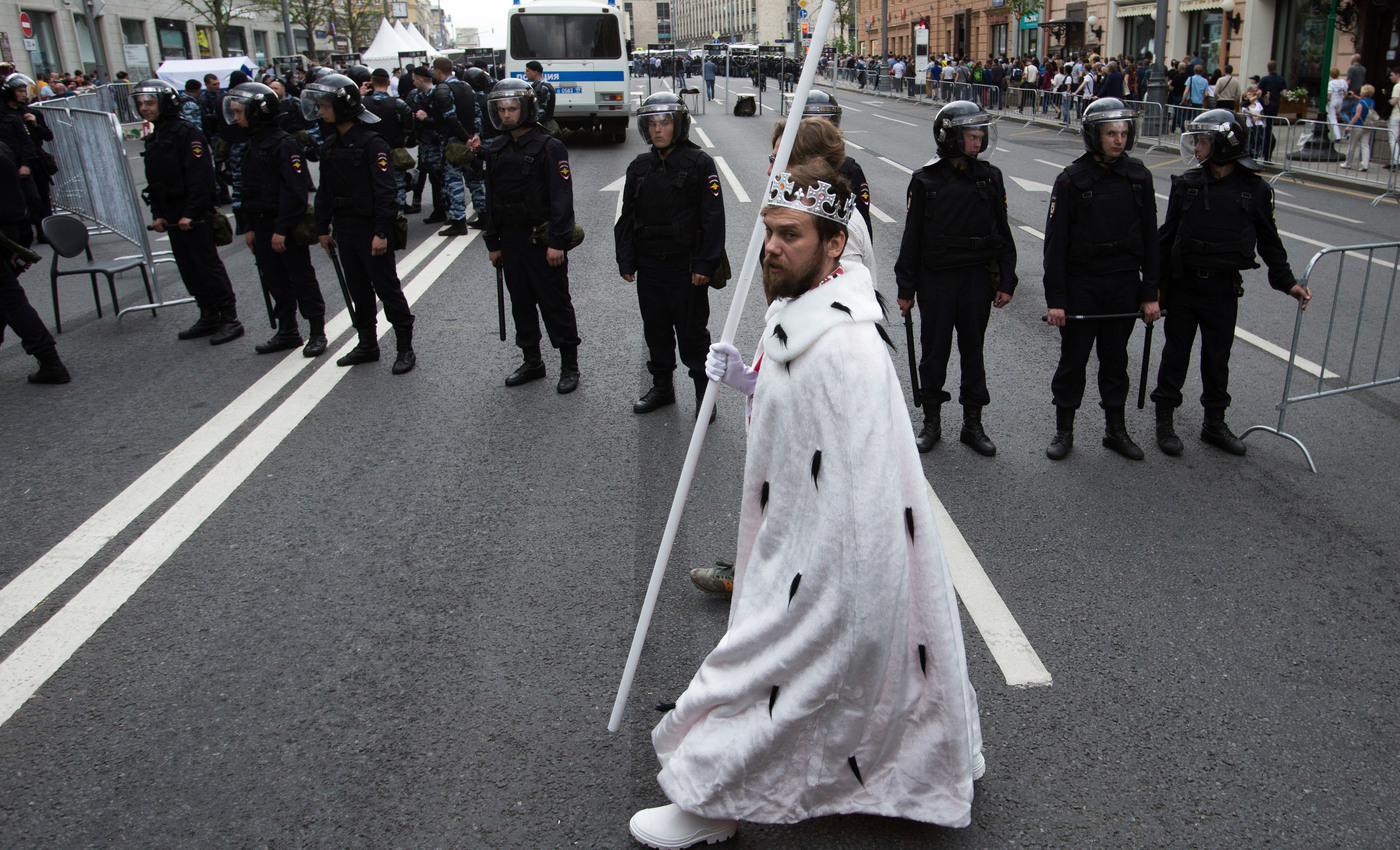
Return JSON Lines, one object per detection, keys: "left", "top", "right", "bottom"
{"left": 713, "top": 31, "right": 720, "bottom": 39}
{"left": 20, "top": 12, "right": 33, "bottom": 38}
{"left": 798, "top": 8, "right": 807, "bottom": 18}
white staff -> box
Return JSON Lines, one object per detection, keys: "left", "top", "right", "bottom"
{"left": 609, "top": 0, "right": 840, "bottom": 733}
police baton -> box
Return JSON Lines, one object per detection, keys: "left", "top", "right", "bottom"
{"left": 326, "top": 245, "right": 359, "bottom": 327}
{"left": 903, "top": 308, "right": 921, "bottom": 408}
{"left": 259, "top": 279, "right": 277, "bottom": 330}
{"left": 1138, "top": 321, "right": 1155, "bottom": 410}
{"left": 495, "top": 261, "right": 506, "bottom": 342}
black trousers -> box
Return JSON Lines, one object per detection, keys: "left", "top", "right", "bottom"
{"left": 168, "top": 222, "right": 236, "bottom": 311}
{"left": 31, "top": 174, "right": 52, "bottom": 232}
{"left": 500, "top": 229, "right": 580, "bottom": 351}
{"left": 916, "top": 265, "right": 994, "bottom": 407}
{"left": 332, "top": 220, "right": 413, "bottom": 334}
{"left": 1151, "top": 274, "right": 1240, "bottom": 412}
{"left": 1051, "top": 273, "right": 1140, "bottom": 410}
{"left": 0, "top": 227, "right": 56, "bottom": 355}
{"left": 637, "top": 255, "right": 710, "bottom": 378}
{"left": 251, "top": 216, "right": 325, "bottom": 325}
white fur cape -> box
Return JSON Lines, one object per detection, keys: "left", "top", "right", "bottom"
{"left": 652, "top": 264, "right": 983, "bottom": 826}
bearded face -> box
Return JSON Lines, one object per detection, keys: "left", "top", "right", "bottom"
{"left": 761, "top": 207, "right": 844, "bottom": 303}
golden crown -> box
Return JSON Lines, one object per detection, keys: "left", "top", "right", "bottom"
{"left": 764, "top": 172, "right": 855, "bottom": 226}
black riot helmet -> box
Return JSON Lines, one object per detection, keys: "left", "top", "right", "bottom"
{"left": 130, "top": 78, "right": 181, "bottom": 119}
{"left": 2, "top": 73, "right": 35, "bottom": 104}
{"left": 300, "top": 73, "right": 379, "bottom": 123}
{"left": 222, "top": 82, "right": 279, "bottom": 128}
{"left": 345, "top": 65, "right": 372, "bottom": 87}
{"left": 463, "top": 67, "right": 496, "bottom": 93}
{"left": 1081, "top": 97, "right": 1138, "bottom": 157}
{"left": 486, "top": 78, "right": 538, "bottom": 131}
{"left": 1180, "top": 108, "right": 1255, "bottom": 170}
{"left": 800, "top": 89, "right": 841, "bottom": 126}
{"left": 932, "top": 100, "right": 997, "bottom": 161}
{"left": 635, "top": 91, "right": 690, "bottom": 147}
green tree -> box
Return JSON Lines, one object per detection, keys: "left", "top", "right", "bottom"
{"left": 1007, "top": 0, "right": 1043, "bottom": 56}
{"left": 256, "top": 0, "right": 333, "bottom": 60}
{"left": 329, "top": 0, "right": 379, "bottom": 54}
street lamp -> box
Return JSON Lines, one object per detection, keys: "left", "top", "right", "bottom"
{"left": 1086, "top": 14, "right": 1103, "bottom": 42}
{"left": 1221, "top": 0, "right": 1242, "bottom": 34}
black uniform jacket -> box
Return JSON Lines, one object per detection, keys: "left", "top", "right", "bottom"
{"left": 481, "top": 125, "right": 574, "bottom": 252}
{"left": 314, "top": 122, "right": 399, "bottom": 240}
{"left": 893, "top": 156, "right": 1018, "bottom": 300}
{"left": 1158, "top": 165, "right": 1296, "bottom": 293}
{"left": 239, "top": 127, "right": 312, "bottom": 236}
{"left": 1042, "top": 152, "right": 1160, "bottom": 311}
{"left": 142, "top": 117, "right": 216, "bottom": 221}
{"left": 614, "top": 141, "right": 725, "bottom": 279}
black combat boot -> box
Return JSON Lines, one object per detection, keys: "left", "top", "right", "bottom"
{"left": 336, "top": 328, "right": 381, "bottom": 367}
{"left": 633, "top": 372, "right": 675, "bottom": 413}
{"left": 254, "top": 319, "right": 302, "bottom": 354}
{"left": 407, "top": 189, "right": 422, "bottom": 214}
{"left": 465, "top": 211, "right": 482, "bottom": 229}
{"left": 1102, "top": 406, "right": 1145, "bottom": 460}
{"left": 1200, "top": 409, "right": 1247, "bottom": 455}
{"left": 423, "top": 209, "right": 447, "bottom": 224}
{"left": 693, "top": 375, "right": 715, "bottom": 423}
{"left": 1156, "top": 405, "right": 1183, "bottom": 456}
{"left": 27, "top": 348, "right": 71, "bottom": 385}
{"left": 557, "top": 345, "right": 580, "bottom": 394}
{"left": 505, "top": 345, "right": 546, "bottom": 386}
{"left": 303, "top": 317, "right": 328, "bottom": 358}
{"left": 438, "top": 219, "right": 467, "bottom": 237}
{"left": 915, "top": 403, "right": 942, "bottom": 453}
{"left": 178, "top": 305, "right": 221, "bottom": 340}
{"left": 209, "top": 307, "right": 245, "bottom": 346}
{"left": 391, "top": 327, "right": 416, "bottom": 375}
{"left": 959, "top": 405, "right": 997, "bottom": 457}
{"left": 1046, "top": 406, "right": 1075, "bottom": 460}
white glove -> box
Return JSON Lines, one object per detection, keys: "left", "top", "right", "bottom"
{"left": 706, "top": 342, "right": 757, "bottom": 396}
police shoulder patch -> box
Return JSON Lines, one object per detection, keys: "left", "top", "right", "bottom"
{"left": 189, "top": 141, "right": 205, "bottom": 158}
{"left": 558, "top": 160, "right": 571, "bottom": 181}
{"left": 860, "top": 183, "right": 870, "bottom": 204}
{"left": 707, "top": 174, "right": 721, "bottom": 197}
{"left": 290, "top": 155, "right": 304, "bottom": 172}
{"left": 376, "top": 151, "right": 389, "bottom": 172}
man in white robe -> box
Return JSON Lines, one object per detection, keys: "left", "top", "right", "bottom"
{"left": 630, "top": 162, "right": 983, "bottom": 849}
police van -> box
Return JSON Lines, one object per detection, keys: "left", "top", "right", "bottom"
{"left": 506, "top": 0, "right": 631, "bottom": 142}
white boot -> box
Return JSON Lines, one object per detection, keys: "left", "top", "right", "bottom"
{"left": 629, "top": 803, "right": 737, "bottom": 849}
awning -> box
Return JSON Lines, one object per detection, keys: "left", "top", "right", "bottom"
{"left": 1116, "top": 3, "right": 1155, "bottom": 16}
{"left": 1180, "top": 0, "right": 1227, "bottom": 11}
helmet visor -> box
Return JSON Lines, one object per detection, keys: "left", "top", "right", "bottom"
{"left": 1180, "top": 130, "right": 1216, "bottom": 166}
{"left": 489, "top": 96, "right": 523, "bottom": 132}
{"left": 223, "top": 94, "right": 250, "bottom": 127}
{"left": 300, "top": 88, "right": 332, "bottom": 121}
{"left": 953, "top": 119, "right": 998, "bottom": 160}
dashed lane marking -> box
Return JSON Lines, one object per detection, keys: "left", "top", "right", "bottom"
{"left": 713, "top": 156, "right": 750, "bottom": 203}
{"left": 692, "top": 124, "right": 715, "bottom": 149}
{"left": 878, "top": 155, "right": 913, "bottom": 175}
{"left": 844, "top": 140, "right": 865, "bottom": 150}
{"left": 0, "top": 233, "right": 478, "bottom": 728}
{"left": 842, "top": 105, "right": 863, "bottom": 112}
{"left": 1034, "top": 158, "right": 1065, "bottom": 170}
{"left": 1273, "top": 199, "right": 1362, "bottom": 224}
{"left": 868, "top": 203, "right": 895, "bottom": 224}
{"left": 927, "top": 481, "right": 1052, "bottom": 689}
{"left": 873, "top": 113, "right": 918, "bottom": 128}
{"left": 1014, "top": 223, "right": 1338, "bottom": 379}
{"left": 601, "top": 175, "right": 626, "bottom": 223}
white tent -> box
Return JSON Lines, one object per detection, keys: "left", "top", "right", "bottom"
{"left": 155, "top": 57, "right": 255, "bottom": 90}
{"left": 397, "top": 21, "right": 441, "bottom": 59}
{"left": 362, "top": 19, "right": 414, "bottom": 66}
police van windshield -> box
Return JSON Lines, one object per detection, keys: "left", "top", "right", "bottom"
{"left": 510, "top": 14, "right": 623, "bottom": 60}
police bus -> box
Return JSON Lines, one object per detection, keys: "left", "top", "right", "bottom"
{"left": 506, "top": 0, "right": 631, "bottom": 142}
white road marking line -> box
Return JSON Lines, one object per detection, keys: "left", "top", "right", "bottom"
{"left": 878, "top": 155, "right": 913, "bottom": 175}
{"left": 927, "top": 481, "right": 1052, "bottom": 689}
{"left": 996, "top": 146, "right": 1010, "bottom": 153}
{"left": 1012, "top": 225, "right": 1338, "bottom": 378}
{"left": 1234, "top": 327, "right": 1339, "bottom": 379}
{"left": 868, "top": 203, "right": 896, "bottom": 224}
{"left": 1009, "top": 175, "right": 1054, "bottom": 193}
{"left": 863, "top": 100, "right": 883, "bottom": 106}
{"left": 844, "top": 140, "right": 866, "bottom": 150}
{"left": 0, "top": 234, "right": 477, "bottom": 728}
{"left": 0, "top": 234, "right": 448, "bottom": 640}
{"left": 873, "top": 113, "right": 918, "bottom": 127}
{"left": 692, "top": 124, "right": 715, "bottom": 148}
{"left": 1275, "top": 200, "right": 1362, "bottom": 223}
{"left": 842, "top": 105, "right": 863, "bottom": 112}
{"left": 601, "top": 175, "right": 627, "bottom": 223}
{"left": 1034, "top": 158, "right": 1065, "bottom": 170}
{"left": 713, "top": 156, "right": 750, "bottom": 203}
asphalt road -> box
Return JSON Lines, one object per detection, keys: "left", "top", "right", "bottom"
{"left": 1, "top": 76, "right": 1398, "bottom": 849}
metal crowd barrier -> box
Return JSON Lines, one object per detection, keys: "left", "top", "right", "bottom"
{"left": 31, "top": 101, "right": 192, "bottom": 320}
{"left": 46, "top": 83, "right": 141, "bottom": 125}
{"left": 1242, "top": 241, "right": 1400, "bottom": 471}
{"left": 1273, "top": 117, "right": 1399, "bottom": 205}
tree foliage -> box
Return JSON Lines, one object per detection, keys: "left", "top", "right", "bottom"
{"left": 255, "top": 0, "right": 333, "bottom": 59}
{"left": 1007, "top": 0, "right": 1045, "bottom": 25}
{"left": 329, "top": 0, "right": 380, "bottom": 54}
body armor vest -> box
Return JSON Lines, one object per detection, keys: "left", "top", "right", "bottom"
{"left": 1172, "top": 171, "right": 1259, "bottom": 271}
{"left": 486, "top": 133, "right": 550, "bottom": 227}
{"left": 143, "top": 120, "right": 194, "bottom": 209}
{"left": 364, "top": 94, "right": 407, "bottom": 148}
{"left": 915, "top": 161, "right": 1005, "bottom": 268}
{"left": 239, "top": 130, "right": 291, "bottom": 214}
{"left": 632, "top": 146, "right": 701, "bottom": 256}
{"left": 1064, "top": 158, "right": 1149, "bottom": 275}
{"left": 320, "top": 136, "right": 373, "bottom": 217}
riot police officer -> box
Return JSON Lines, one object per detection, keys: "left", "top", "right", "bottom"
{"left": 0, "top": 139, "right": 69, "bottom": 384}
{"left": 303, "top": 73, "right": 416, "bottom": 375}
{"left": 408, "top": 66, "right": 444, "bottom": 219}
{"left": 416, "top": 57, "right": 478, "bottom": 236}
{"left": 799, "top": 89, "right": 871, "bottom": 237}
{"left": 893, "top": 101, "right": 1016, "bottom": 456}
{"left": 522, "top": 61, "right": 558, "bottom": 135}
{"left": 1151, "top": 109, "right": 1311, "bottom": 456}
{"left": 0, "top": 73, "right": 42, "bottom": 241}
{"left": 615, "top": 92, "right": 725, "bottom": 417}
{"left": 462, "top": 66, "right": 498, "bottom": 228}
{"left": 131, "top": 79, "right": 243, "bottom": 345}
{"left": 225, "top": 82, "right": 328, "bottom": 357}
{"left": 363, "top": 68, "right": 415, "bottom": 214}
{"left": 5, "top": 74, "right": 55, "bottom": 235}
{"left": 1043, "top": 98, "right": 1161, "bottom": 461}
{"left": 482, "top": 79, "right": 582, "bottom": 394}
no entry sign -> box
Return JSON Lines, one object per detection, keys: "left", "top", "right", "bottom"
{"left": 20, "top": 12, "right": 33, "bottom": 38}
